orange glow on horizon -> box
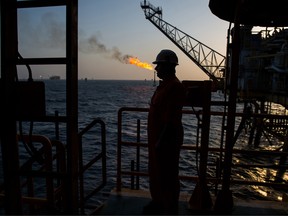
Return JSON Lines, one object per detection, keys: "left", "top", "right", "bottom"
{"left": 128, "top": 57, "right": 153, "bottom": 71}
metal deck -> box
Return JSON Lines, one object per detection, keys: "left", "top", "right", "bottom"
{"left": 95, "top": 188, "right": 288, "bottom": 215}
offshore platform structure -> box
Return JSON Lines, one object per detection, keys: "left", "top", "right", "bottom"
{"left": 0, "top": 0, "right": 79, "bottom": 214}
{"left": 141, "top": 0, "right": 226, "bottom": 90}
{"left": 1, "top": 0, "right": 106, "bottom": 214}
{"left": 141, "top": 0, "right": 288, "bottom": 212}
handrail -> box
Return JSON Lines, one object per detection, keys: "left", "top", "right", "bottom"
{"left": 117, "top": 107, "right": 149, "bottom": 191}
{"left": 17, "top": 134, "right": 54, "bottom": 207}
{"left": 78, "top": 118, "right": 107, "bottom": 214}
{"left": 121, "top": 140, "right": 288, "bottom": 156}
{"left": 117, "top": 107, "right": 288, "bottom": 196}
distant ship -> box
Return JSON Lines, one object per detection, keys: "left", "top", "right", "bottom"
{"left": 49, "top": 75, "right": 60, "bottom": 80}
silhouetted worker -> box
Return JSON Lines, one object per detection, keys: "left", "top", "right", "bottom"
{"left": 144, "top": 49, "right": 186, "bottom": 214}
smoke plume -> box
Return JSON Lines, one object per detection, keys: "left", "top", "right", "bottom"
{"left": 79, "top": 35, "right": 132, "bottom": 63}
{"left": 18, "top": 11, "right": 136, "bottom": 64}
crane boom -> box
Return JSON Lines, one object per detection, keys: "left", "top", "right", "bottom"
{"left": 141, "top": 1, "right": 226, "bottom": 83}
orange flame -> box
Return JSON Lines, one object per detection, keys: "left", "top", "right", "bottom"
{"left": 128, "top": 57, "right": 153, "bottom": 71}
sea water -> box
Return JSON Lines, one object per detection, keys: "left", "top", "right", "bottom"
{"left": 0, "top": 79, "right": 286, "bottom": 209}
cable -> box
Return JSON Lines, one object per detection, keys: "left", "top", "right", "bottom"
{"left": 17, "top": 52, "right": 33, "bottom": 82}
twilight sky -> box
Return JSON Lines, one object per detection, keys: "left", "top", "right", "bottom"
{"left": 17, "top": 0, "right": 229, "bottom": 81}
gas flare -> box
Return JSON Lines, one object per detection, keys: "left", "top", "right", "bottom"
{"left": 128, "top": 57, "right": 153, "bottom": 71}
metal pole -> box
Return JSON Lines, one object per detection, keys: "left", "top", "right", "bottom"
{"left": 65, "top": 0, "right": 79, "bottom": 213}
{"left": 214, "top": 15, "right": 241, "bottom": 214}
{"left": 117, "top": 109, "right": 123, "bottom": 191}
{"left": 189, "top": 81, "right": 212, "bottom": 210}
{"left": 136, "top": 119, "right": 140, "bottom": 189}
{"left": 0, "top": 0, "right": 22, "bottom": 213}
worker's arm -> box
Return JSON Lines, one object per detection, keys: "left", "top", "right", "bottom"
{"left": 156, "top": 123, "right": 175, "bottom": 152}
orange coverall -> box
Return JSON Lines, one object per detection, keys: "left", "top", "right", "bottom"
{"left": 147, "top": 76, "right": 186, "bottom": 212}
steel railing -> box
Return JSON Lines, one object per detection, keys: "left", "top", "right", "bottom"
{"left": 0, "top": 134, "right": 67, "bottom": 213}
{"left": 117, "top": 107, "right": 288, "bottom": 195}
{"left": 78, "top": 118, "right": 107, "bottom": 214}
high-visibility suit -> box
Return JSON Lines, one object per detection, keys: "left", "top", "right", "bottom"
{"left": 147, "top": 76, "right": 186, "bottom": 213}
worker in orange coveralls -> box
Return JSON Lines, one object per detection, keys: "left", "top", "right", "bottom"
{"left": 143, "top": 49, "right": 186, "bottom": 215}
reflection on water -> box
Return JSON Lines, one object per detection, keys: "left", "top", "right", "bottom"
{"left": 1, "top": 80, "right": 287, "bottom": 204}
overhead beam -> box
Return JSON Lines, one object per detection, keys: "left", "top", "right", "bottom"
{"left": 17, "top": 0, "right": 66, "bottom": 8}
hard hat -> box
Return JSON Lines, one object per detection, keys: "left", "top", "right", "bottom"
{"left": 152, "top": 49, "right": 179, "bottom": 65}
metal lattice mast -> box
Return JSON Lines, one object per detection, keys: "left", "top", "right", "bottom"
{"left": 141, "top": 1, "right": 226, "bottom": 83}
